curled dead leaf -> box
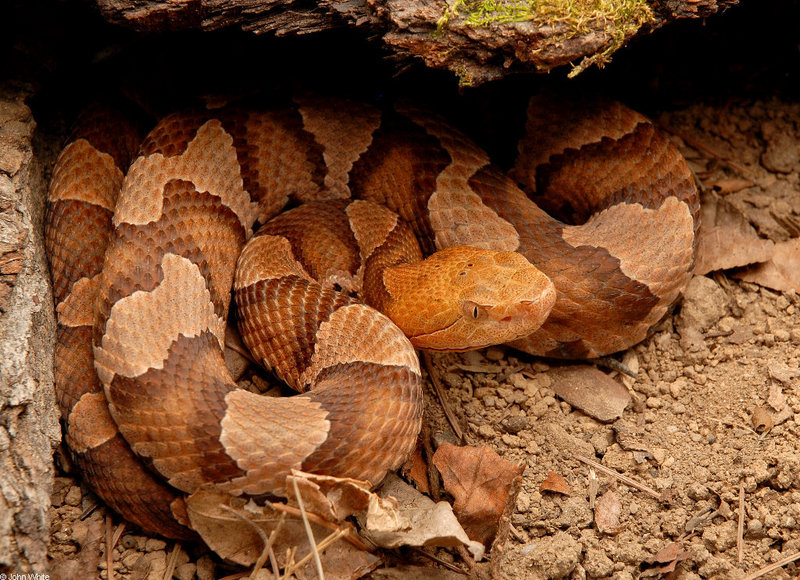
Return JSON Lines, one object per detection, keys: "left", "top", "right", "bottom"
{"left": 362, "top": 473, "right": 485, "bottom": 561}
{"left": 705, "top": 177, "right": 754, "bottom": 195}
{"left": 540, "top": 471, "right": 571, "bottom": 496}
{"left": 640, "top": 541, "right": 691, "bottom": 577}
{"left": 285, "top": 470, "right": 372, "bottom": 522}
{"left": 185, "top": 486, "right": 378, "bottom": 579}
{"left": 402, "top": 442, "right": 431, "bottom": 495}
{"left": 432, "top": 443, "right": 523, "bottom": 546}
{"left": 694, "top": 190, "right": 775, "bottom": 275}
{"left": 751, "top": 406, "right": 773, "bottom": 433}
{"left": 734, "top": 239, "right": 800, "bottom": 292}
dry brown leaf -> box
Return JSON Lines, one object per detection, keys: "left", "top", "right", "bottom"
{"left": 363, "top": 473, "right": 485, "bottom": 560}
{"left": 693, "top": 190, "right": 775, "bottom": 275}
{"left": 432, "top": 443, "right": 523, "bottom": 546}
{"left": 639, "top": 542, "right": 692, "bottom": 577}
{"left": 734, "top": 238, "right": 800, "bottom": 292}
{"left": 285, "top": 470, "right": 372, "bottom": 522}
{"left": 767, "top": 383, "right": 787, "bottom": 412}
{"left": 402, "top": 442, "right": 431, "bottom": 495}
{"left": 594, "top": 490, "right": 622, "bottom": 535}
{"left": 540, "top": 471, "right": 571, "bottom": 496}
{"left": 185, "top": 487, "right": 378, "bottom": 579}
{"left": 751, "top": 406, "right": 774, "bottom": 433}
{"left": 768, "top": 361, "right": 800, "bottom": 386}
{"left": 705, "top": 177, "right": 754, "bottom": 195}
{"left": 548, "top": 365, "right": 631, "bottom": 422}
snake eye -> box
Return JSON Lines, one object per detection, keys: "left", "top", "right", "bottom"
{"left": 463, "top": 300, "right": 487, "bottom": 321}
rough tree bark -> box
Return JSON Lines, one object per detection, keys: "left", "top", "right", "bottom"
{"left": 92, "top": 0, "right": 737, "bottom": 83}
{"left": 0, "top": 83, "right": 60, "bottom": 575}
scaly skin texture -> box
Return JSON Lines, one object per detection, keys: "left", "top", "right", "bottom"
{"left": 380, "top": 246, "right": 556, "bottom": 350}
{"left": 46, "top": 94, "right": 698, "bottom": 538}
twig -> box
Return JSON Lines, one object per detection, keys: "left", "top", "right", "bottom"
{"left": 163, "top": 543, "right": 181, "bottom": 580}
{"left": 594, "top": 356, "right": 637, "bottom": 378}
{"left": 105, "top": 514, "right": 114, "bottom": 580}
{"left": 219, "top": 504, "right": 276, "bottom": 578}
{"left": 284, "top": 529, "right": 348, "bottom": 578}
{"left": 411, "top": 547, "right": 469, "bottom": 575}
{"left": 658, "top": 122, "right": 758, "bottom": 178}
{"left": 269, "top": 546, "right": 280, "bottom": 580}
{"left": 268, "top": 502, "right": 368, "bottom": 551}
{"left": 737, "top": 486, "right": 745, "bottom": 564}
{"left": 573, "top": 454, "right": 665, "bottom": 502}
{"left": 456, "top": 544, "right": 477, "bottom": 572}
{"left": 422, "top": 351, "right": 463, "bottom": 440}
{"left": 292, "top": 477, "right": 325, "bottom": 580}
{"left": 110, "top": 522, "right": 126, "bottom": 551}
{"left": 283, "top": 546, "right": 297, "bottom": 580}
{"left": 259, "top": 512, "right": 287, "bottom": 579}
{"left": 741, "top": 550, "right": 800, "bottom": 580}
{"left": 79, "top": 502, "right": 100, "bottom": 521}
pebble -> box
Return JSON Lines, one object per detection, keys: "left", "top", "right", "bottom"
{"left": 174, "top": 563, "right": 197, "bottom": 580}
{"left": 678, "top": 276, "right": 729, "bottom": 330}
{"left": 196, "top": 555, "right": 215, "bottom": 580}
{"left": 122, "top": 551, "right": 142, "bottom": 569}
{"left": 761, "top": 121, "right": 800, "bottom": 172}
{"left": 144, "top": 538, "right": 167, "bottom": 552}
{"left": 477, "top": 424, "right": 495, "bottom": 438}
{"left": 144, "top": 551, "right": 167, "bottom": 580}
{"left": 485, "top": 347, "right": 505, "bottom": 361}
{"left": 64, "top": 486, "right": 82, "bottom": 507}
{"left": 503, "top": 415, "right": 529, "bottom": 434}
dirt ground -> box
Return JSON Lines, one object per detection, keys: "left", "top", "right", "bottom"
{"left": 42, "top": 94, "right": 800, "bottom": 580}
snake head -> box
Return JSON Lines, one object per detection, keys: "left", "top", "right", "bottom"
{"left": 383, "top": 246, "right": 556, "bottom": 351}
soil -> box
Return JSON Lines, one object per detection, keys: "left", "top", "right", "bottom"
{"left": 14, "top": 1, "right": 799, "bottom": 579}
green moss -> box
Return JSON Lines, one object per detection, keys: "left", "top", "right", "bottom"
{"left": 437, "top": 0, "right": 655, "bottom": 77}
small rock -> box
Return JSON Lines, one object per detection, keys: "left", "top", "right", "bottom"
{"left": 678, "top": 276, "right": 729, "bottom": 331}
{"left": 523, "top": 531, "right": 581, "bottom": 578}
{"left": 196, "top": 555, "right": 215, "bottom": 580}
{"left": 64, "top": 486, "right": 82, "bottom": 507}
{"left": 761, "top": 121, "right": 800, "bottom": 173}
{"left": 144, "top": 551, "right": 167, "bottom": 580}
{"left": 122, "top": 551, "right": 143, "bottom": 569}
{"left": 121, "top": 535, "right": 143, "bottom": 550}
{"left": 702, "top": 520, "right": 738, "bottom": 552}
{"left": 174, "top": 563, "right": 197, "bottom": 580}
{"left": 502, "top": 415, "right": 529, "bottom": 434}
{"left": 485, "top": 347, "right": 504, "bottom": 361}
{"left": 144, "top": 538, "right": 167, "bottom": 552}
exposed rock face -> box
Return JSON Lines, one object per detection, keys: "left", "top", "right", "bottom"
{"left": 0, "top": 84, "right": 60, "bottom": 574}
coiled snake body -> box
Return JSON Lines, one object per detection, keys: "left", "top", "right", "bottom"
{"left": 46, "top": 95, "right": 698, "bottom": 538}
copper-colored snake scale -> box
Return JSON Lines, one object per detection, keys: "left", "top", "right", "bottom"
{"left": 46, "top": 95, "right": 698, "bottom": 538}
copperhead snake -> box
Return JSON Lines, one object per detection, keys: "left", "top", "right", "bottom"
{"left": 46, "top": 95, "right": 699, "bottom": 539}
